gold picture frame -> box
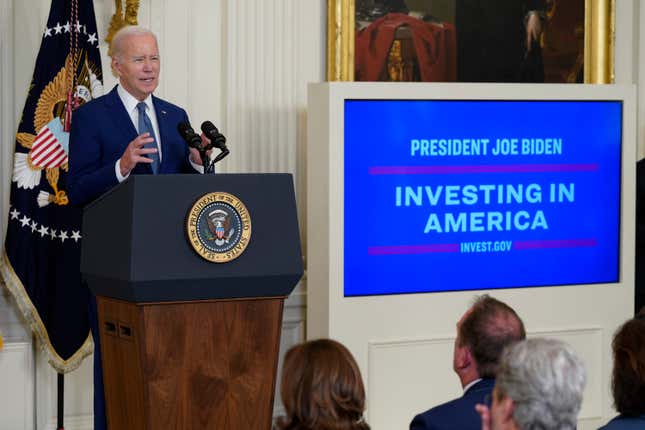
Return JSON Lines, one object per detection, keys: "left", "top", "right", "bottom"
{"left": 327, "top": 0, "right": 614, "bottom": 83}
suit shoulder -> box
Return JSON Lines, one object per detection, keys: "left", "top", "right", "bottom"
{"left": 417, "top": 395, "right": 471, "bottom": 419}
{"left": 74, "top": 91, "right": 110, "bottom": 117}
{"left": 410, "top": 392, "right": 487, "bottom": 430}
{"left": 599, "top": 415, "right": 645, "bottom": 430}
{"left": 153, "top": 96, "right": 185, "bottom": 115}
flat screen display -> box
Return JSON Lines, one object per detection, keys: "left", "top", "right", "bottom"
{"left": 344, "top": 100, "right": 622, "bottom": 296}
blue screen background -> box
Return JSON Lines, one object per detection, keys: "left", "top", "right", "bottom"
{"left": 344, "top": 100, "right": 622, "bottom": 296}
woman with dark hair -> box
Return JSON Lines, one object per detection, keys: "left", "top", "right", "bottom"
{"left": 277, "top": 339, "right": 370, "bottom": 430}
{"left": 599, "top": 308, "right": 645, "bottom": 429}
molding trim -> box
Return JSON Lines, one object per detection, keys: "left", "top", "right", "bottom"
{"left": 42, "top": 415, "right": 92, "bottom": 430}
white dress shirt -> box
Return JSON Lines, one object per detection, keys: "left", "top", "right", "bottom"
{"left": 114, "top": 85, "right": 203, "bottom": 180}
{"left": 463, "top": 378, "right": 482, "bottom": 394}
{"left": 114, "top": 85, "right": 162, "bottom": 181}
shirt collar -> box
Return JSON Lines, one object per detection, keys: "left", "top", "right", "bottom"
{"left": 117, "top": 84, "right": 154, "bottom": 115}
{"left": 463, "top": 378, "right": 483, "bottom": 394}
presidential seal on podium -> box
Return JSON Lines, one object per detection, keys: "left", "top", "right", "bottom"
{"left": 186, "top": 192, "right": 252, "bottom": 262}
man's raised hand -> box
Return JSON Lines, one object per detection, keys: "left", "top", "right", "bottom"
{"left": 119, "top": 132, "right": 157, "bottom": 176}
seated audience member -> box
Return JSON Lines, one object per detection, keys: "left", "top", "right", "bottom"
{"left": 598, "top": 308, "right": 645, "bottom": 429}
{"left": 410, "top": 295, "right": 526, "bottom": 430}
{"left": 277, "top": 339, "right": 370, "bottom": 430}
{"left": 476, "top": 338, "right": 586, "bottom": 430}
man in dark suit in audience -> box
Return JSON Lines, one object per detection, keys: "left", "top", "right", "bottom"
{"left": 410, "top": 295, "right": 526, "bottom": 430}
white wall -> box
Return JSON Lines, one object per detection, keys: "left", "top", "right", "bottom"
{"left": 615, "top": 0, "right": 643, "bottom": 157}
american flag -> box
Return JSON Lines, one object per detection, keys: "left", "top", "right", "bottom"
{"left": 31, "top": 124, "right": 68, "bottom": 168}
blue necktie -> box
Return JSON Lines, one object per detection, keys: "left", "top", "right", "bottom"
{"left": 136, "top": 102, "right": 160, "bottom": 174}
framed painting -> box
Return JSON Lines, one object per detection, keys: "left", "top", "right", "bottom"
{"left": 327, "top": 0, "right": 614, "bottom": 83}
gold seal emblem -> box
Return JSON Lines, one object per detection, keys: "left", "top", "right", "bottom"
{"left": 186, "top": 192, "right": 252, "bottom": 263}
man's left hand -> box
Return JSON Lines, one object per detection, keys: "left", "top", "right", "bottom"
{"left": 188, "top": 132, "right": 213, "bottom": 166}
{"left": 475, "top": 403, "right": 491, "bottom": 430}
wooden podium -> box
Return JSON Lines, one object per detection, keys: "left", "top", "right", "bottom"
{"left": 81, "top": 174, "right": 303, "bottom": 429}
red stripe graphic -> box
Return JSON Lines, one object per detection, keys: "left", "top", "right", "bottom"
{"left": 368, "top": 244, "right": 460, "bottom": 255}
{"left": 513, "top": 239, "right": 597, "bottom": 250}
{"left": 369, "top": 164, "right": 599, "bottom": 175}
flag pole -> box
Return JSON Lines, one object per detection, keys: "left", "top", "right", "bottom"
{"left": 57, "top": 373, "right": 65, "bottom": 430}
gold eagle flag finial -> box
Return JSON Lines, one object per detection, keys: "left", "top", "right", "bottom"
{"left": 105, "top": 0, "right": 140, "bottom": 56}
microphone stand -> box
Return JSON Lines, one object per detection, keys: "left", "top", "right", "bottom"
{"left": 202, "top": 143, "right": 229, "bottom": 174}
{"left": 199, "top": 147, "right": 212, "bottom": 174}
{"left": 197, "top": 131, "right": 229, "bottom": 174}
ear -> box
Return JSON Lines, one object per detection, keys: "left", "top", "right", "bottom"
{"left": 111, "top": 57, "right": 121, "bottom": 76}
{"left": 455, "top": 345, "right": 473, "bottom": 370}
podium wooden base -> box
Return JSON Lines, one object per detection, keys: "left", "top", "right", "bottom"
{"left": 97, "top": 296, "right": 284, "bottom": 429}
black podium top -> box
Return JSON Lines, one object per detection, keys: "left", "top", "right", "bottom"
{"left": 81, "top": 174, "right": 303, "bottom": 302}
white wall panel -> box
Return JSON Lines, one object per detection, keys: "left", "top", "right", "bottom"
{"left": 274, "top": 298, "right": 307, "bottom": 417}
{"left": 614, "top": 0, "right": 643, "bottom": 159}
{"left": 0, "top": 0, "right": 15, "bottom": 231}
{"left": 368, "top": 336, "right": 459, "bottom": 429}
{"left": 367, "top": 328, "right": 606, "bottom": 429}
{"left": 0, "top": 289, "right": 30, "bottom": 341}
{"left": 1, "top": 2, "right": 35, "bottom": 427}
{"left": 614, "top": 0, "right": 636, "bottom": 85}
{"left": 223, "top": 0, "right": 324, "bottom": 178}
{"left": 35, "top": 347, "right": 94, "bottom": 430}
{"left": 0, "top": 342, "right": 34, "bottom": 430}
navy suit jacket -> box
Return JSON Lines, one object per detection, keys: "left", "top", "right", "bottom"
{"left": 598, "top": 415, "right": 645, "bottom": 430}
{"left": 410, "top": 378, "right": 494, "bottom": 430}
{"left": 68, "top": 86, "right": 194, "bottom": 206}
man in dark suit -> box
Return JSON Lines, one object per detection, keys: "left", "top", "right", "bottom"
{"left": 410, "top": 295, "right": 526, "bottom": 430}
{"left": 68, "top": 26, "right": 206, "bottom": 206}
{"left": 68, "top": 25, "right": 209, "bottom": 430}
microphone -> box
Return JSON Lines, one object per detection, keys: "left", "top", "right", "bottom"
{"left": 177, "top": 122, "right": 202, "bottom": 149}
{"left": 200, "top": 121, "right": 228, "bottom": 151}
{"left": 201, "top": 121, "right": 229, "bottom": 169}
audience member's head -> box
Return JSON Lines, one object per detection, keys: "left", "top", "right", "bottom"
{"left": 610, "top": 308, "right": 645, "bottom": 417}
{"left": 277, "top": 338, "right": 369, "bottom": 430}
{"left": 479, "top": 338, "right": 586, "bottom": 430}
{"left": 453, "top": 295, "right": 526, "bottom": 386}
